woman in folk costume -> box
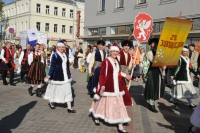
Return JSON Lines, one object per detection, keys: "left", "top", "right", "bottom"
{"left": 143, "top": 38, "right": 166, "bottom": 113}
{"left": 87, "top": 40, "right": 106, "bottom": 98}
{"left": 27, "top": 43, "right": 46, "bottom": 97}
{"left": 85, "top": 45, "right": 93, "bottom": 82}
{"left": 14, "top": 46, "right": 22, "bottom": 71}
{"left": 117, "top": 40, "right": 133, "bottom": 106}
{"left": 90, "top": 44, "right": 131, "bottom": 133}
{"left": 170, "top": 47, "right": 199, "bottom": 108}
{"left": 189, "top": 103, "right": 200, "bottom": 133}
{"left": 43, "top": 42, "right": 76, "bottom": 113}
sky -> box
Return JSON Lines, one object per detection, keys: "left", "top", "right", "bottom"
{"left": 3, "top": 0, "right": 15, "bottom": 5}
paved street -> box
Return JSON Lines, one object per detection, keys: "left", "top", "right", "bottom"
{"left": 0, "top": 69, "right": 200, "bottom": 133}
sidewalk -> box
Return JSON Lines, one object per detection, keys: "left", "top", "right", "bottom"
{"left": 0, "top": 70, "right": 199, "bottom": 133}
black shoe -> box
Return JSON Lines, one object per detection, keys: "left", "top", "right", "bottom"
{"left": 3, "top": 82, "right": 8, "bottom": 85}
{"left": 148, "top": 104, "right": 158, "bottom": 113}
{"left": 48, "top": 103, "right": 55, "bottom": 109}
{"left": 90, "top": 94, "right": 94, "bottom": 98}
{"left": 10, "top": 83, "right": 16, "bottom": 86}
{"left": 123, "top": 123, "right": 129, "bottom": 126}
{"left": 67, "top": 109, "right": 76, "bottom": 113}
{"left": 20, "top": 79, "right": 24, "bottom": 83}
{"left": 189, "top": 104, "right": 197, "bottom": 108}
{"left": 169, "top": 100, "right": 178, "bottom": 105}
{"left": 117, "top": 128, "right": 128, "bottom": 133}
{"left": 28, "top": 86, "right": 33, "bottom": 96}
{"left": 188, "top": 126, "right": 195, "bottom": 133}
{"left": 94, "top": 119, "right": 100, "bottom": 126}
{"left": 36, "top": 88, "right": 41, "bottom": 97}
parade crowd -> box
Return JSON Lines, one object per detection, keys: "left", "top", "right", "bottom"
{"left": 0, "top": 38, "right": 200, "bottom": 133}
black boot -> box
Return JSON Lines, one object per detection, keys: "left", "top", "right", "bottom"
{"left": 28, "top": 86, "right": 33, "bottom": 96}
{"left": 148, "top": 104, "right": 158, "bottom": 113}
{"left": 36, "top": 88, "right": 41, "bottom": 97}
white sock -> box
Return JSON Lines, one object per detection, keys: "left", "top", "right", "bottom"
{"left": 118, "top": 124, "right": 124, "bottom": 130}
{"left": 95, "top": 119, "right": 99, "bottom": 123}
{"left": 49, "top": 102, "right": 54, "bottom": 107}
{"left": 67, "top": 102, "right": 72, "bottom": 109}
{"left": 37, "top": 84, "right": 42, "bottom": 88}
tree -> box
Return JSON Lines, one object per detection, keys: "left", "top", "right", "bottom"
{"left": 0, "top": 0, "right": 9, "bottom": 41}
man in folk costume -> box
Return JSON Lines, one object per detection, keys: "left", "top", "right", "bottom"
{"left": 188, "top": 44, "right": 199, "bottom": 82}
{"left": 88, "top": 40, "right": 106, "bottom": 98}
{"left": 117, "top": 40, "right": 133, "bottom": 106}
{"left": 0, "top": 42, "right": 16, "bottom": 86}
{"left": 18, "top": 44, "right": 32, "bottom": 83}
{"left": 143, "top": 38, "right": 166, "bottom": 113}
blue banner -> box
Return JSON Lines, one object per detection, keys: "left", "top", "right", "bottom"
{"left": 28, "top": 39, "right": 37, "bottom": 49}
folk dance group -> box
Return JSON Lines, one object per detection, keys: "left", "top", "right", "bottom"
{"left": 1, "top": 37, "right": 200, "bottom": 133}
{"left": 86, "top": 38, "right": 200, "bottom": 133}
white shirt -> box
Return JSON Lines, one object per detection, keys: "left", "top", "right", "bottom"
{"left": 86, "top": 53, "right": 92, "bottom": 64}
{"left": 29, "top": 52, "right": 44, "bottom": 65}
{"left": 18, "top": 50, "right": 32, "bottom": 65}
{"left": 0, "top": 47, "right": 12, "bottom": 62}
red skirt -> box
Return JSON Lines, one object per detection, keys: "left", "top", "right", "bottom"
{"left": 27, "top": 62, "right": 46, "bottom": 84}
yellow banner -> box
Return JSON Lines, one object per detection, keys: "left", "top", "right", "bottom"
{"left": 152, "top": 17, "right": 193, "bottom": 67}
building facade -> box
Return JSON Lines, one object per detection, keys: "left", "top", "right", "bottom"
{"left": 83, "top": 0, "right": 200, "bottom": 51}
{"left": 3, "top": 0, "right": 85, "bottom": 47}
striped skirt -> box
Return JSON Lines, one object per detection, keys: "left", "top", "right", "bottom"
{"left": 27, "top": 62, "right": 46, "bottom": 84}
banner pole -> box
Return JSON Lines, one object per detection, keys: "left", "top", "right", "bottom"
{"left": 128, "top": 42, "right": 140, "bottom": 90}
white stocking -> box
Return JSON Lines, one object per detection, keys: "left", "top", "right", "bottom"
{"left": 67, "top": 102, "right": 72, "bottom": 109}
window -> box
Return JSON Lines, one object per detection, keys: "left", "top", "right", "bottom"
{"left": 62, "top": 8, "right": 66, "bottom": 17}
{"left": 100, "top": 0, "right": 105, "bottom": 11}
{"left": 21, "top": 22, "right": 23, "bottom": 31}
{"left": 54, "top": 24, "right": 58, "bottom": 33}
{"left": 138, "top": 0, "right": 146, "bottom": 4}
{"left": 18, "top": 5, "right": 20, "bottom": 14}
{"left": 99, "top": 27, "right": 106, "bottom": 35}
{"left": 8, "top": 9, "right": 10, "bottom": 16}
{"left": 153, "top": 22, "right": 164, "bottom": 33}
{"left": 88, "top": 27, "right": 106, "bottom": 36}
{"left": 54, "top": 7, "right": 58, "bottom": 15}
{"left": 192, "top": 18, "right": 200, "bottom": 30}
{"left": 45, "top": 23, "right": 49, "bottom": 32}
{"left": 36, "top": 4, "right": 41, "bottom": 13}
{"left": 62, "top": 25, "right": 66, "bottom": 33}
{"left": 110, "top": 25, "right": 132, "bottom": 35}
{"left": 24, "top": 21, "right": 27, "bottom": 30}
{"left": 46, "top": 5, "right": 50, "bottom": 14}
{"left": 69, "top": 26, "right": 73, "bottom": 34}
{"left": 21, "top": 4, "right": 24, "bottom": 13}
{"left": 36, "top": 22, "right": 41, "bottom": 31}
{"left": 117, "top": 0, "right": 124, "bottom": 8}
{"left": 11, "top": 8, "right": 13, "bottom": 16}
{"left": 26, "top": 3, "right": 28, "bottom": 12}
{"left": 70, "top": 10, "right": 73, "bottom": 18}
